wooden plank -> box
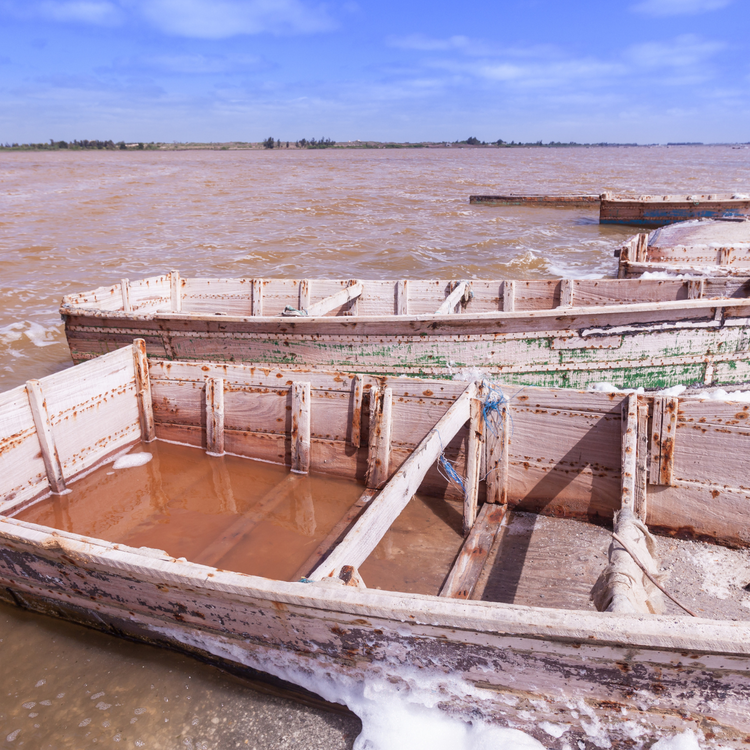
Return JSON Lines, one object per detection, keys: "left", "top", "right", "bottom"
{"left": 252, "top": 279, "right": 263, "bottom": 316}
{"left": 133, "top": 339, "right": 155, "bottom": 442}
{"left": 299, "top": 280, "right": 311, "bottom": 311}
{"left": 463, "top": 397, "right": 484, "bottom": 534}
{"left": 484, "top": 395, "right": 509, "bottom": 505}
{"left": 120, "top": 278, "right": 131, "bottom": 313}
{"left": 687, "top": 279, "right": 705, "bottom": 300}
{"left": 440, "top": 503, "right": 506, "bottom": 599}
{"left": 620, "top": 393, "right": 638, "bottom": 510}
{"left": 396, "top": 279, "right": 409, "bottom": 315}
{"left": 435, "top": 281, "right": 470, "bottom": 315}
{"left": 205, "top": 377, "right": 225, "bottom": 456}
{"left": 365, "top": 386, "right": 392, "bottom": 489}
{"left": 635, "top": 402, "right": 649, "bottom": 521}
{"left": 659, "top": 397, "right": 678, "bottom": 486}
{"left": 291, "top": 382, "right": 311, "bottom": 474}
{"left": 291, "top": 487, "right": 378, "bottom": 580}
{"left": 719, "top": 247, "right": 732, "bottom": 266}
{"left": 350, "top": 374, "right": 364, "bottom": 448}
{"left": 344, "top": 279, "right": 360, "bottom": 316}
{"left": 194, "top": 473, "right": 306, "bottom": 568}
{"left": 25, "top": 379, "right": 66, "bottom": 494}
{"left": 649, "top": 396, "right": 664, "bottom": 484}
{"left": 502, "top": 280, "right": 515, "bottom": 312}
{"left": 306, "top": 282, "right": 364, "bottom": 317}
{"left": 559, "top": 279, "right": 574, "bottom": 307}
{"left": 170, "top": 270, "right": 182, "bottom": 313}
{"left": 635, "top": 233, "right": 649, "bottom": 262}
{"left": 309, "top": 382, "right": 477, "bottom": 579}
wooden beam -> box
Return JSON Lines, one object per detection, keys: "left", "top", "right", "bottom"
{"left": 620, "top": 393, "right": 638, "bottom": 510}
{"left": 687, "top": 279, "right": 704, "bottom": 300}
{"left": 121, "top": 278, "right": 132, "bottom": 313}
{"left": 291, "top": 487, "right": 377, "bottom": 580}
{"left": 440, "top": 503, "right": 506, "bottom": 599}
{"left": 349, "top": 374, "right": 364, "bottom": 448}
{"left": 205, "top": 377, "right": 225, "bottom": 456}
{"left": 133, "top": 339, "right": 155, "bottom": 442}
{"left": 559, "top": 278, "right": 574, "bottom": 307}
{"left": 435, "top": 281, "right": 470, "bottom": 315}
{"left": 344, "top": 279, "right": 360, "bottom": 316}
{"left": 291, "top": 382, "right": 311, "bottom": 474}
{"left": 252, "top": 279, "right": 263, "bottom": 316}
{"left": 634, "top": 233, "right": 649, "bottom": 262}
{"left": 396, "top": 279, "right": 409, "bottom": 315}
{"left": 635, "top": 402, "right": 649, "bottom": 521}
{"left": 649, "top": 396, "right": 678, "bottom": 486}
{"left": 463, "top": 397, "right": 484, "bottom": 535}
{"left": 502, "top": 280, "right": 515, "bottom": 312}
{"left": 306, "top": 282, "right": 364, "bottom": 317}
{"left": 299, "top": 279, "right": 311, "bottom": 311}
{"left": 26, "top": 379, "right": 66, "bottom": 494}
{"left": 195, "top": 473, "right": 306, "bottom": 568}
{"left": 484, "top": 396, "right": 509, "bottom": 505}
{"left": 170, "top": 270, "right": 182, "bottom": 313}
{"left": 718, "top": 246, "right": 732, "bottom": 266}
{"left": 365, "top": 385, "right": 392, "bottom": 489}
{"left": 308, "top": 382, "right": 476, "bottom": 580}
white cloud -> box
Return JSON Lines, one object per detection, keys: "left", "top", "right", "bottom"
{"left": 387, "top": 34, "right": 472, "bottom": 52}
{"left": 37, "top": 0, "right": 122, "bottom": 25}
{"left": 630, "top": 0, "right": 732, "bottom": 16}
{"left": 626, "top": 35, "right": 725, "bottom": 69}
{"left": 135, "top": 0, "right": 336, "bottom": 38}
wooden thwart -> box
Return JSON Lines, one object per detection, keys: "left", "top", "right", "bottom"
{"left": 26, "top": 379, "right": 66, "bottom": 494}
{"left": 306, "top": 282, "right": 364, "bottom": 317}
{"left": 436, "top": 281, "right": 471, "bottom": 315}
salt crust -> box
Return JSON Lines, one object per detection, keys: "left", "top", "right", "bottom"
{"left": 112, "top": 453, "right": 152, "bottom": 470}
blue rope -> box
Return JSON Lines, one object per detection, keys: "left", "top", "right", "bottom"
{"left": 434, "top": 429, "right": 466, "bottom": 493}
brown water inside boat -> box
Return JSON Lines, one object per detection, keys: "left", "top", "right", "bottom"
{"left": 3, "top": 145, "right": 750, "bottom": 747}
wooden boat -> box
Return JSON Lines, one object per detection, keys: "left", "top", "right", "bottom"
{"left": 2, "top": 342, "right": 750, "bottom": 746}
{"left": 618, "top": 218, "right": 750, "bottom": 278}
{"left": 600, "top": 192, "right": 750, "bottom": 228}
{"left": 61, "top": 273, "right": 750, "bottom": 391}
{"left": 469, "top": 194, "right": 600, "bottom": 208}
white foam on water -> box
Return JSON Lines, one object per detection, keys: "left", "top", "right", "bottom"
{"left": 0, "top": 320, "right": 60, "bottom": 349}
{"left": 112, "top": 453, "right": 153, "bottom": 469}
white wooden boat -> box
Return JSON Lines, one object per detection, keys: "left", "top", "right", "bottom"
{"left": 2, "top": 342, "right": 750, "bottom": 746}
{"left": 61, "top": 273, "right": 750, "bottom": 391}
{"left": 618, "top": 218, "right": 750, "bottom": 278}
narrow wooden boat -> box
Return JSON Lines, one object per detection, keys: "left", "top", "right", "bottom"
{"left": 618, "top": 218, "right": 750, "bottom": 277}
{"left": 469, "top": 194, "right": 600, "bottom": 208}
{"left": 61, "top": 273, "right": 750, "bottom": 391}
{"left": 2, "top": 342, "right": 750, "bottom": 746}
{"left": 601, "top": 192, "right": 750, "bottom": 228}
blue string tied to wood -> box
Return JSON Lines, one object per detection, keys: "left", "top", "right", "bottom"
{"left": 434, "top": 428, "right": 466, "bottom": 494}
{"left": 481, "top": 380, "right": 510, "bottom": 436}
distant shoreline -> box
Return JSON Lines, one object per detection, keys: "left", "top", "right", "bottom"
{"left": 2, "top": 139, "right": 748, "bottom": 152}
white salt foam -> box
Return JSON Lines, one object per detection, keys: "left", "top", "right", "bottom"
{"left": 112, "top": 453, "right": 152, "bottom": 469}
{"left": 651, "top": 730, "right": 701, "bottom": 750}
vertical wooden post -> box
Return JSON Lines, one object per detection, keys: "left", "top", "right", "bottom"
{"left": 121, "top": 278, "right": 132, "bottom": 313}
{"left": 365, "top": 385, "right": 392, "bottom": 489}
{"left": 649, "top": 396, "right": 678, "bottom": 486}
{"left": 133, "top": 339, "right": 156, "bottom": 442}
{"left": 634, "top": 233, "right": 649, "bottom": 262}
{"left": 396, "top": 280, "right": 409, "bottom": 315}
{"left": 346, "top": 279, "right": 360, "bottom": 316}
{"left": 206, "top": 377, "right": 225, "bottom": 456}
{"left": 26, "top": 379, "right": 66, "bottom": 494}
{"left": 635, "top": 401, "right": 649, "bottom": 521}
{"left": 621, "top": 393, "right": 638, "bottom": 510}
{"left": 617, "top": 243, "right": 630, "bottom": 279}
{"left": 718, "top": 247, "right": 732, "bottom": 266}
{"left": 350, "top": 374, "right": 364, "bottom": 448}
{"left": 560, "top": 278, "right": 574, "bottom": 307}
{"left": 252, "top": 279, "right": 264, "bottom": 316}
{"left": 502, "top": 280, "right": 515, "bottom": 312}
{"left": 299, "top": 279, "right": 311, "bottom": 312}
{"left": 687, "top": 279, "right": 704, "bottom": 299}
{"left": 485, "top": 398, "right": 509, "bottom": 505}
{"left": 291, "top": 382, "right": 311, "bottom": 474}
{"left": 170, "top": 270, "right": 182, "bottom": 313}
{"left": 463, "top": 397, "right": 484, "bottom": 535}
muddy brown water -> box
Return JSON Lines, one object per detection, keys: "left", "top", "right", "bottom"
{"left": 2, "top": 146, "right": 750, "bottom": 747}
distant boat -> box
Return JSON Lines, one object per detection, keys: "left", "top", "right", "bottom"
{"left": 617, "top": 217, "right": 750, "bottom": 277}
{"left": 3, "top": 342, "right": 750, "bottom": 746}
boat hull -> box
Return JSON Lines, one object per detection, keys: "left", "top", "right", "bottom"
{"left": 601, "top": 197, "right": 750, "bottom": 228}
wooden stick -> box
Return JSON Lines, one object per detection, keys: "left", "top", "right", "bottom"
{"left": 611, "top": 532, "right": 697, "bottom": 617}
{"left": 26, "top": 379, "right": 66, "bottom": 494}
{"left": 436, "top": 281, "right": 470, "bottom": 315}
{"left": 463, "top": 397, "right": 484, "bottom": 535}
{"left": 560, "top": 278, "right": 575, "bottom": 307}
{"left": 170, "top": 270, "right": 182, "bottom": 313}
{"left": 205, "top": 377, "right": 225, "bottom": 456}
{"left": 649, "top": 396, "right": 664, "bottom": 484}
{"left": 299, "top": 279, "right": 311, "bottom": 311}
{"left": 309, "top": 382, "right": 477, "bottom": 579}
{"left": 306, "top": 282, "right": 364, "bottom": 317}
{"left": 620, "top": 393, "right": 638, "bottom": 510}
{"left": 718, "top": 247, "right": 732, "bottom": 266}
{"left": 121, "top": 278, "right": 132, "bottom": 313}
{"left": 350, "top": 374, "right": 364, "bottom": 448}
{"left": 502, "top": 280, "right": 515, "bottom": 312}
{"left": 365, "top": 386, "right": 392, "bottom": 489}
{"left": 484, "top": 398, "right": 509, "bottom": 505}
{"left": 396, "top": 279, "right": 409, "bottom": 315}
{"left": 440, "top": 503, "right": 506, "bottom": 599}
{"left": 291, "top": 382, "right": 311, "bottom": 474}
{"left": 659, "top": 397, "right": 678, "bottom": 486}
{"left": 635, "top": 233, "right": 649, "bottom": 263}
{"left": 252, "top": 279, "right": 263, "bottom": 316}
{"left": 635, "top": 402, "right": 649, "bottom": 521}
{"left": 133, "top": 339, "right": 156, "bottom": 442}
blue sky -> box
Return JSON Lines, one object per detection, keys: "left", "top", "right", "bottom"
{"left": 0, "top": 0, "right": 747, "bottom": 143}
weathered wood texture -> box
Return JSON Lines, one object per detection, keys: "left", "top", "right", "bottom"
{"left": 470, "top": 194, "right": 600, "bottom": 207}
{"left": 601, "top": 195, "right": 750, "bottom": 228}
